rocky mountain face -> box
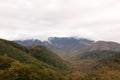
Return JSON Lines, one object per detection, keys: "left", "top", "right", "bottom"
{"left": 48, "top": 37, "right": 94, "bottom": 52}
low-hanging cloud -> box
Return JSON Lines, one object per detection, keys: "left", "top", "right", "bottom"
{"left": 0, "top": 0, "right": 120, "bottom": 42}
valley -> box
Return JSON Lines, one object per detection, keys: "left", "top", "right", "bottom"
{"left": 1, "top": 0, "right": 120, "bottom": 80}
{"left": 0, "top": 37, "right": 120, "bottom": 80}
{"left": 14, "top": 37, "right": 120, "bottom": 80}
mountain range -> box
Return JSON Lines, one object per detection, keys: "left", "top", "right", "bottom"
{"left": 14, "top": 37, "right": 120, "bottom": 58}
{"left": 0, "top": 38, "right": 120, "bottom": 80}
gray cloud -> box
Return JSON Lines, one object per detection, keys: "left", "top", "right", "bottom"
{"left": 0, "top": 0, "right": 120, "bottom": 42}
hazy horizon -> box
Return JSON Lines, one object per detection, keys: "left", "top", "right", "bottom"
{"left": 0, "top": 0, "right": 120, "bottom": 42}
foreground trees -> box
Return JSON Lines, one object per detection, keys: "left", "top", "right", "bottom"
{"left": 0, "top": 55, "right": 66, "bottom": 80}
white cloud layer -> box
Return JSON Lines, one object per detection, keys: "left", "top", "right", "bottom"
{"left": 0, "top": 0, "right": 120, "bottom": 42}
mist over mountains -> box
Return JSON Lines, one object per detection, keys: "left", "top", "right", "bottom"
{"left": 14, "top": 37, "right": 120, "bottom": 53}
{"left": 1, "top": 0, "right": 120, "bottom": 79}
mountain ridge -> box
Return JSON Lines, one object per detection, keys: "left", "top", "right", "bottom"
{"left": 14, "top": 37, "right": 120, "bottom": 53}
{"left": 1, "top": 38, "right": 120, "bottom": 80}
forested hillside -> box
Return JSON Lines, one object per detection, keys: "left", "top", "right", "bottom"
{"left": 70, "top": 50, "right": 120, "bottom": 80}
{"left": 0, "top": 38, "right": 120, "bottom": 80}
{"left": 73, "top": 50, "right": 120, "bottom": 60}
{"left": 0, "top": 39, "right": 67, "bottom": 80}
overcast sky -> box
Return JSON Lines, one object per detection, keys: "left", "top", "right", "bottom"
{"left": 0, "top": 0, "right": 120, "bottom": 42}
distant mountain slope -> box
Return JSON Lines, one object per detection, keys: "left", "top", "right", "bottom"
{"left": 88, "top": 41, "right": 120, "bottom": 51}
{"left": 14, "top": 39, "right": 44, "bottom": 46}
{"left": 48, "top": 37, "right": 94, "bottom": 52}
{"left": 73, "top": 50, "right": 120, "bottom": 60}
{"left": 49, "top": 37, "right": 120, "bottom": 52}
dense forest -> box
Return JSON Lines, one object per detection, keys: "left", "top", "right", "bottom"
{"left": 0, "top": 38, "right": 120, "bottom": 80}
